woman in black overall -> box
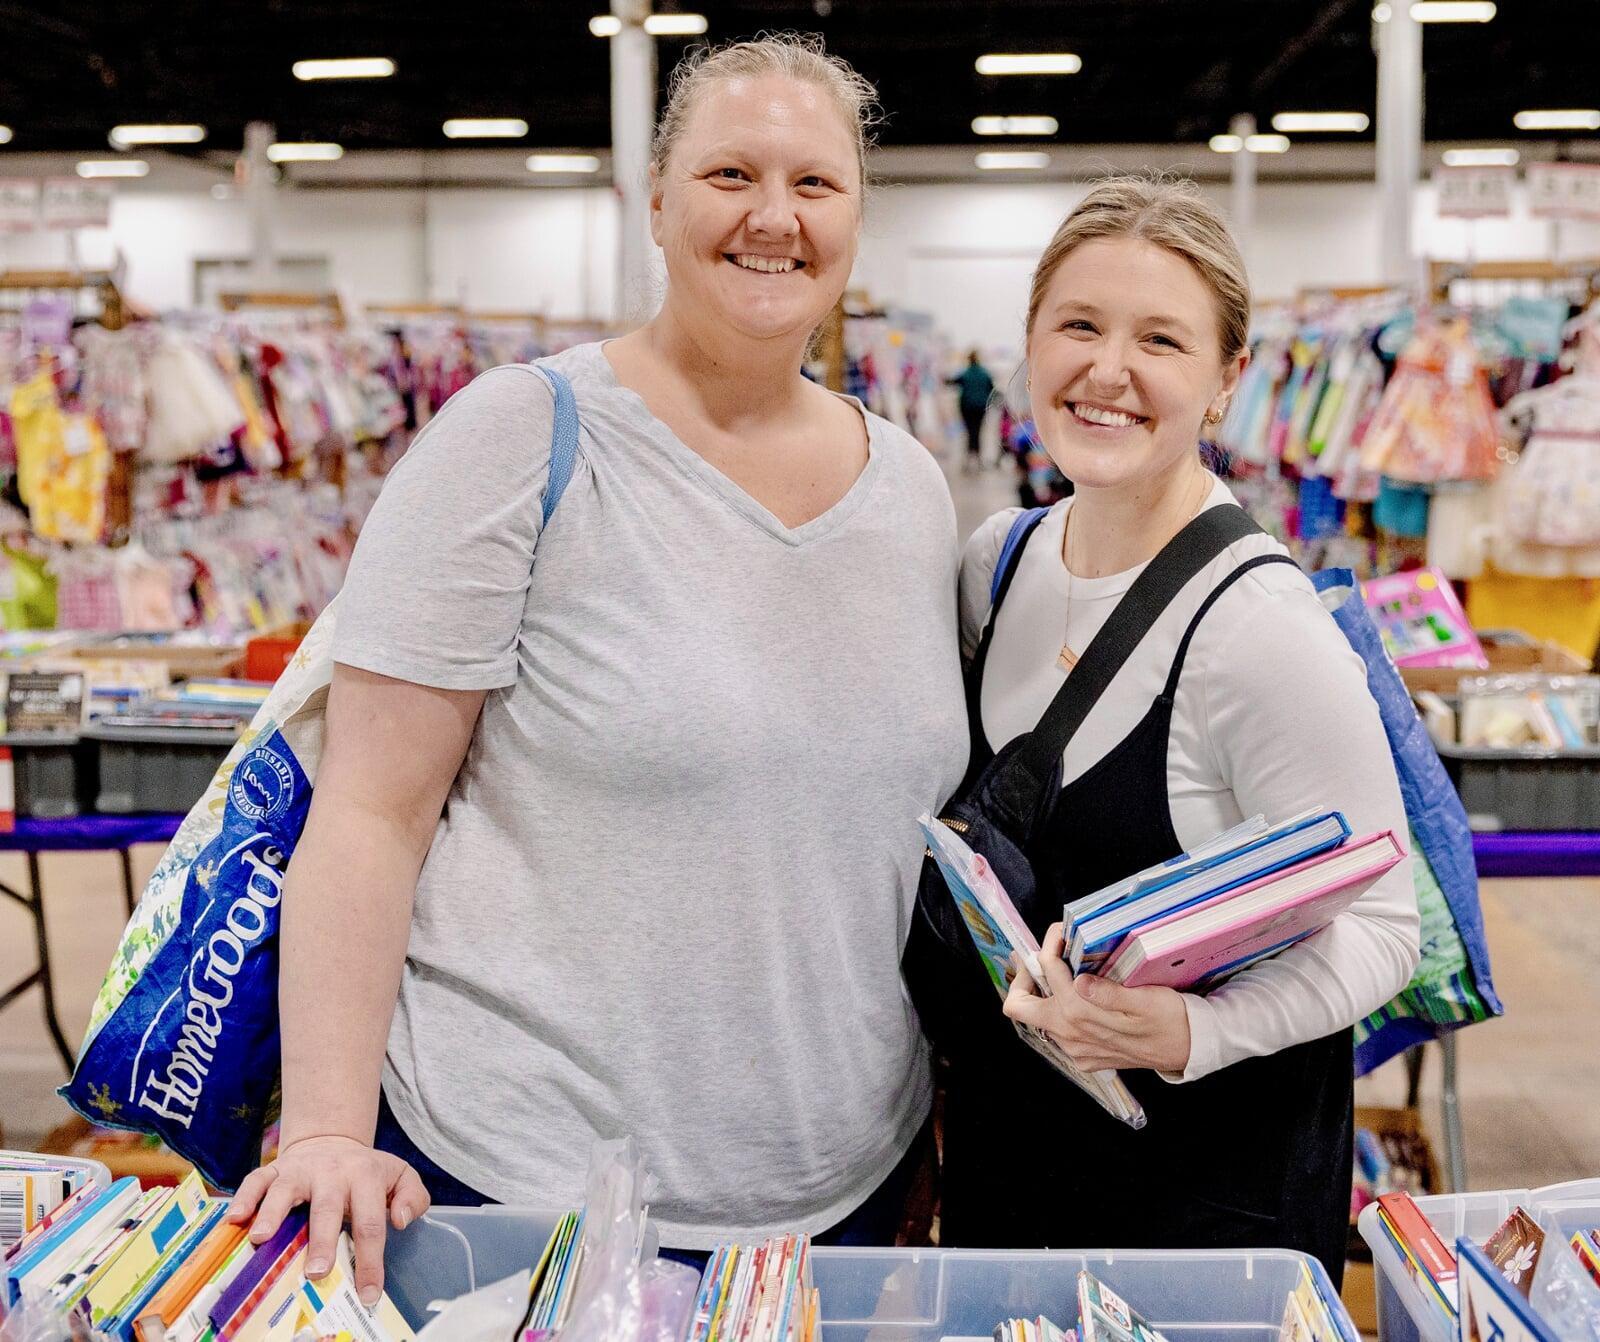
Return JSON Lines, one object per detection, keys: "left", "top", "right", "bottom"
{"left": 911, "top": 178, "right": 1420, "bottom": 1282}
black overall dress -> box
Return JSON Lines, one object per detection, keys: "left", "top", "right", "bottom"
{"left": 933, "top": 508, "right": 1354, "bottom": 1284}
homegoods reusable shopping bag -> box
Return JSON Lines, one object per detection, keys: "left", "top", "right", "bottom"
{"left": 61, "top": 363, "right": 580, "bottom": 1189}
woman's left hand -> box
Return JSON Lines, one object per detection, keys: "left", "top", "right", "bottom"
{"left": 1003, "top": 924, "right": 1192, "bottom": 1074}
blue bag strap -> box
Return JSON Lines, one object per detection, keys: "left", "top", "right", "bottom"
{"left": 533, "top": 365, "right": 580, "bottom": 527}
{"left": 989, "top": 507, "right": 1051, "bottom": 606}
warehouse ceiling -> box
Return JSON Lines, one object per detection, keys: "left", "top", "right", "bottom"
{"left": 0, "top": 0, "right": 1592, "bottom": 155}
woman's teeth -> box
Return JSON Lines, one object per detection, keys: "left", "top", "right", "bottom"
{"left": 731, "top": 254, "right": 799, "bottom": 274}
{"left": 1070, "top": 403, "right": 1144, "bottom": 428}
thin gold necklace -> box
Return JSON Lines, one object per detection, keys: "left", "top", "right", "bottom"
{"left": 1058, "top": 472, "right": 1212, "bottom": 674}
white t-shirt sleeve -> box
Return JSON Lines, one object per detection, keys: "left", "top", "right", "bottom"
{"left": 332, "top": 365, "right": 559, "bottom": 691}
{"left": 1171, "top": 576, "right": 1422, "bottom": 1082}
{"left": 958, "top": 507, "right": 1024, "bottom": 661}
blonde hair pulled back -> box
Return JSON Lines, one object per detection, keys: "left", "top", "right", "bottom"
{"left": 1027, "top": 173, "right": 1251, "bottom": 362}
{"left": 651, "top": 33, "right": 880, "bottom": 191}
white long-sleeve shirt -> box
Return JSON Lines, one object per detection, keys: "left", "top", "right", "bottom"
{"left": 959, "top": 478, "right": 1421, "bottom": 1082}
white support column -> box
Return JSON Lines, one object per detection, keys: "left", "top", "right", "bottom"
{"left": 611, "top": 0, "right": 658, "bottom": 327}
{"left": 242, "top": 121, "right": 277, "bottom": 288}
{"left": 1376, "top": 4, "right": 1423, "bottom": 286}
{"left": 1229, "top": 113, "right": 1258, "bottom": 266}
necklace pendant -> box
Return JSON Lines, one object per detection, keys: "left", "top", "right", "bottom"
{"left": 1058, "top": 644, "right": 1079, "bottom": 673}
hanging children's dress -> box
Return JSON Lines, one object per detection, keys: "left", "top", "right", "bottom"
{"left": 1360, "top": 320, "right": 1502, "bottom": 484}
{"left": 1500, "top": 376, "right": 1600, "bottom": 549}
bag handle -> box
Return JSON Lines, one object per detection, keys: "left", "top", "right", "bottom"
{"left": 1005, "top": 503, "right": 1266, "bottom": 793}
{"left": 533, "top": 365, "right": 580, "bottom": 527}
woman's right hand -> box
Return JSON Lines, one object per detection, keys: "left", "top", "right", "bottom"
{"left": 225, "top": 1135, "right": 431, "bottom": 1306}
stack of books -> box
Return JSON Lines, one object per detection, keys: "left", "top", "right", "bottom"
{"left": 516, "top": 1209, "right": 587, "bottom": 1338}
{"left": 921, "top": 808, "right": 1402, "bottom": 1123}
{"left": 1064, "top": 809, "right": 1403, "bottom": 989}
{"left": 687, "top": 1234, "right": 820, "bottom": 1342}
{"left": 1, "top": 1152, "right": 413, "bottom": 1342}
{"left": 1374, "top": 1191, "right": 1458, "bottom": 1318}
{"left": 1276, "top": 1260, "right": 1355, "bottom": 1342}
{"left": 994, "top": 1318, "right": 1073, "bottom": 1342}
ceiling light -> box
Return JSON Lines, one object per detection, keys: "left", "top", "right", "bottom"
{"left": 76, "top": 160, "right": 149, "bottom": 178}
{"left": 1245, "top": 134, "right": 1291, "bottom": 153}
{"left": 1209, "top": 134, "right": 1244, "bottom": 154}
{"left": 528, "top": 153, "right": 602, "bottom": 173}
{"left": 1442, "top": 147, "right": 1520, "bottom": 166}
{"left": 1371, "top": 2, "right": 1393, "bottom": 18}
{"left": 975, "top": 53, "right": 1082, "bottom": 76}
{"left": 590, "top": 13, "right": 708, "bottom": 36}
{"left": 0, "top": 126, "right": 11, "bottom": 145}
{"left": 645, "top": 13, "right": 708, "bottom": 34}
{"left": 109, "top": 123, "right": 206, "bottom": 148}
{"left": 1271, "top": 112, "right": 1369, "bottom": 133}
{"left": 972, "top": 115, "right": 1060, "bottom": 136}
{"left": 267, "top": 142, "right": 345, "bottom": 162}
{"left": 291, "top": 57, "right": 396, "bottom": 81}
{"left": 975, "top": 151, "right": 1051, "bottom": 170}
{"left": 1514, "top": 109, "right": 1600, "bottom": 131}
{"left": 1411, "top": 1, "right": 1496, "bottom": 20}
{"left": 443, "top": 118, "right": 529, "bottom": 139}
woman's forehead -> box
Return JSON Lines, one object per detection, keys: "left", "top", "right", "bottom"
{"left": 678, "top": 75, "right": 856, "bottom": 159}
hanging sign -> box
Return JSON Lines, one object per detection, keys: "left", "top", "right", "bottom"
{"left": 41, "top": 177, "right": 112, "bottom": 230}
{"left": 1433, "top": 165, "right": 1515, "bottom": 218}
{"left": 1527, "top": 162, "right": 1600, "bottom": 222}
{"left": 0, "top": 180, "right": 40, "bottom": 231}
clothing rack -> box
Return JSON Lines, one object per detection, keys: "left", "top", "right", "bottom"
{"left": 1429, "top": 259, "right": 1600, "bottom": 308}
{"left": 217, "top": 289, "right": 346, "bottom": 327}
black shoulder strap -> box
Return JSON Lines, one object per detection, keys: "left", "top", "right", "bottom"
{"left": 1011, "top": 503, "right": 1266, "bottom": 790}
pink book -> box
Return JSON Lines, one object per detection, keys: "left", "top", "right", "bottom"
{"left": 1102, "top": 830, "right": 1405, "bottom": 990}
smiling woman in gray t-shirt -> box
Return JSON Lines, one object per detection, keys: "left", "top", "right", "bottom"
{"left": 227, "top": 36, "right": 969, "bottom": 1299}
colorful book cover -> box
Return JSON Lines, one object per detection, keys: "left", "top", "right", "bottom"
{"left": 85, "top": 1171, "right": 208, "bottom": 1325}
{"left": 1077, "top": 1270, "right": 1171, "bottom": 1342}
{"left": 1103, "top": 832, "right": 1403, "bottom": 990}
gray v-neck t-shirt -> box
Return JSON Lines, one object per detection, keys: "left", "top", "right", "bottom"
{"left": 331, "top": 341, "right": 969, "bottom": 1246}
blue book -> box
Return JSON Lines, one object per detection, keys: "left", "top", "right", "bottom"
{"left": 1066, "top": 808, "right": 1351, "bottom": 973}
{"left": 5, "top": 1177, "right": 139, "bottom": 1307}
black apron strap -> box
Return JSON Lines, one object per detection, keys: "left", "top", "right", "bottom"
{"left": 1159, "top": 553, "right": 1301, "bottom": 700}
{"left": 1009, "top": 503, "right": 1266, "bottom": 791}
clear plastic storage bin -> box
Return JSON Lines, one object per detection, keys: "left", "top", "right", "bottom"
{"left": 383, "top": 1207, "right": 1352, "bottom": 1342}
{"left": 1358, "top": 1178, "right": 1600, "bottom": 1342}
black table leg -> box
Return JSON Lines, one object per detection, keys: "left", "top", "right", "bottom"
{"left": 27, "top": 851, "right": 75, "bottom": 1074}
{"left": 118, "top": 846, "right": 136, "bottom": 919}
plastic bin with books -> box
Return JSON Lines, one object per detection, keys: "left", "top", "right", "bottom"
{"left": 1357, "top": 1177, "right": 1600, "bottom": 1342}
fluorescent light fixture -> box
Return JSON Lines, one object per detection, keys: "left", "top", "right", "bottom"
{"left": 443, "top": 118, "right": 529, "bottom": 139}
{"left": 1246, "top": 133, "right": 1291, "bottom": 153}
{"left": 1411, "top": 1, "right": 1495, "bottom": 19}
{"left": 590, "top": 13, "right": 708, "bottom": 35}
{"left": 972, "top": 115, "right": 1060, "bottom": 136}
{"left": 1271, "top": 112, "right": 1369, "bottom": 133}
{"left": 76, "top": 159, "right": 149, "bottom": 178}
{"left": 109, "top": 123, "right": 206, "bottom": 147}
{"left": 1514, "top": 108, "right": 1600, "bottom": 131}
{"left": 0, "top": 126, "right": 11, "bottom": 145}
{"left": 291, "top": 57, "right": 395, "bottom": 81}
{"left": 1442, "top": 147, "right": 1520, "bottom": 166}
{"left": 527, "top": 153, "right": 602, "bottom": 173}
{"left": 645, "top": 13, "right": 707, "bottom": 34}
{"left": 267, "top": 142, "right": 345, "bottom": 162}
{"left": 975, "top": 151, "right": 1051, "bottom": 170}
{"left": 1209, "top": 134, "right": 1244, "bottom": 153}
{"left": 975, "top": 53, "right": 1082, "bottom": 76}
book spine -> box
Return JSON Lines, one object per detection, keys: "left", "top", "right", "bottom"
{"left": 209, "top": 1211, "right": 306, "bottom": 1331}
{"left": 1377, "top": 1194, "right": 1457, "bottom": 1282}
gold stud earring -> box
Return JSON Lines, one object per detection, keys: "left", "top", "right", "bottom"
{"left": 1204, "top": 407, "right": 1224, "bottom": 426}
